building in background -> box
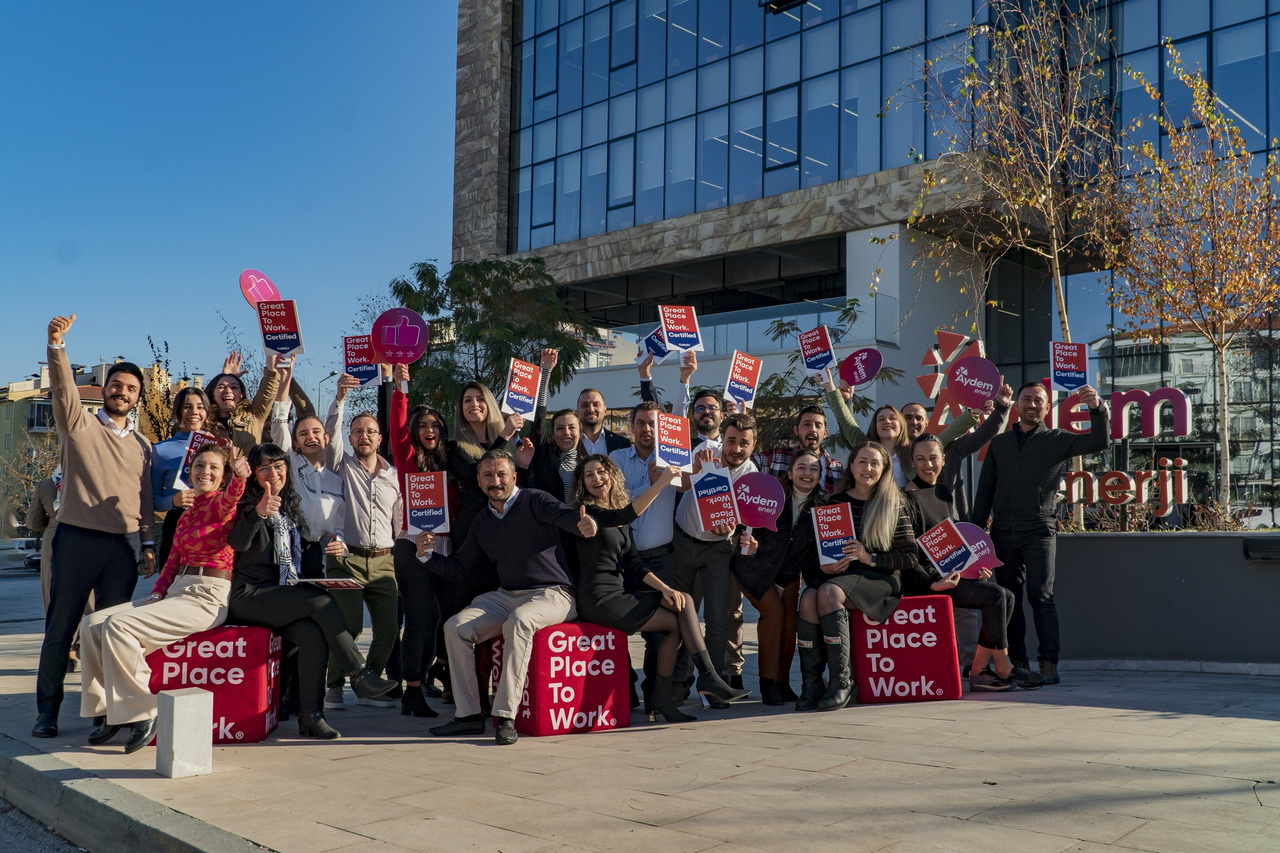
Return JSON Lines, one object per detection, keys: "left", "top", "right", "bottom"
{"left": 453, "top": 0, "right": 1280, "bottom": 517}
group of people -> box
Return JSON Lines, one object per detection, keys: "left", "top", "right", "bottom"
{"left": 29, "top": 313, "right": 1110, "bottom": 750}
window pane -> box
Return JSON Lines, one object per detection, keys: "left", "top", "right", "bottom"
{"left": 766, "top": 86, "right": 799, "bottom": 168}
{"left": 583, "top": 100, "right": 609, "bottom": 146}
{"left": 1162, "top": 37, "right": 1206, "bottom": 128}
{"left": 766, "top": 3, "right": 802, "bottom": 41}
{"left": 669, "top": 70, "right": 697, "bottom": 118}
{"left": 699, "top": 59, "right": 730, "bottom": 111}
{"left": 1118, "top": 0, "right": 1156, "bottom": 53}
{"left": 558, "top": 110, "right": 582, "bottom": 154}
{"left": 669, "top": 0, "right": 698, "bottom": 74}
{"left": 560, "top": 19, "right": 584, "bottom": 111}
{"left": 533, "top": 93, "right": 557, "bottom": 124}
{"left": 1214, "top": 22, "right": 1266, "bottom": 151}
{"left": 730, "top": 96, "right": 764, "bottom": 204}
{"left": 639, "top": 0, "right": 668, "bottom": 85}
{"left": 637, "top": 127, "right": 665, "bottom": 224}
{"left": 882, "top": 51, "right": 923, "bottom": 168}
{"left": 512, "top": 167, "right": 531, "bottom": 252}
{"left": 928, "top": 0, "right": 971, "bottom": 38}
{"left": 535, "top": 32, "right": 558, "bottom": 98}
{"left": 841, "top": 61, "right": 881, "bottom": 178}
{"left": 638, "top": 81, "right": 666, "bottom": 129}
{"left": 699, "top": 0, "right": 730, "bottom": 64}
{"left": 607, "top": 205, "right": 635, "bottom": 231}
{"left": 531, "top": 224, "right": 554, "bottom": 249}
{"left": 731, "top": 0, "right": 765, "bottom": 53}
{"left": 533, "top": 119, "right": 557, "bottom": 163}
{"left": 582, "top": 144, "right": 608, "bottom": 237}
{"left": 697, "top": 107, "right": 729, "bottom": 211}
{"left": 532, "top": 161, "right": 555, "bottom": 227}
{"left": 536, "top": 0, "right": 558, "bottom": 33}
{"left": 562, "top": 0, "right": 583, "bottom": 21}
{"left": 882, "top": 0, "right": 925, "bottom": 51}
{"left": 612, "top": 0, "right": 637, "bottom": 68}
{"left": 556, "top": 152, "right": 581, "bottom": 242}
{"left": 732, "top": 47, "right": 763, "bottom": 101}
{"left": 611, "top": 63, "right": 637, "bottom": 96}
{"left": 766, "top": 35, "right": 801, "bottom": 91}
{"left": 842, "top": 8, "right": 880, "bottom": 66}
{"left": 667, "top": 116, "right": 696, "bottom": 217}
{"left": 611, "top": 91, "right": 637, "bottom": 138}
{"left": 802, "top": 73, "right": 838, "bottom": 187}
{"left": 609, "top": 138, "right": 635, "bottom": 206}
{"left": 518, "top": 41, "right": 535, "bottom": 129}
{"left": 1214, "top": 0, "right": 1264, "bottom": 26}
{"left": 585, "top": 9, "right": 611, "bottom": 105}
{"left": 1159, "top": 0, "right": 1209, "bottom": 40}
{"left": 512, "top": 128, "right": 532, "bottom": 169}
{"left": 1119, "top": 48, "right": 1158, "bottom": 154}
{"left": 803, "top": 0, "right": 836, "bottom": 27}
{"left": 803, "top": 21, "right": 838, "bottom": 79}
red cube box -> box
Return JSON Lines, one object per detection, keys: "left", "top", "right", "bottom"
{"left": 490, "top": 622, "right": 631, "bottom": 737}
{"left": 852, "top": 595, "right": 962, "bottom": 703}
{"left": 146, "top": 625, "right": 282, "bottom": 743}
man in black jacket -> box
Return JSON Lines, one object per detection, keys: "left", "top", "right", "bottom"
{"left": 971, "top": 381, "right": 1109, "bottom": 685}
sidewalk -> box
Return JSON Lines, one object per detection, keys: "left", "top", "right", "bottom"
{"left": 2, "top": 570, "right": 1280, "bottom": 853}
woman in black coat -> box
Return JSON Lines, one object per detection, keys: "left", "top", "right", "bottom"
{"left": 570, "top": 454, "right": 748, "bottom": 723}
{"left": 732, "top": 449, "right": 822, "bottom": 707}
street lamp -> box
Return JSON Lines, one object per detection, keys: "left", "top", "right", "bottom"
{"left": 317, "top": 371, "right": 340, "bottom": 413}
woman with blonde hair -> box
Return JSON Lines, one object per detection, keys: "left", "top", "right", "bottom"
{"left": 798, "top": 441, "right": 918, "bottom": 712}
{"left": 571, "top": 454, "right": 748, "bottom": 722}
{"left": 869, "top": 405, "right": 912, "bottom": 487}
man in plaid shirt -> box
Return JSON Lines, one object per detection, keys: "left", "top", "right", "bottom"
{"left": 752, "top": 404, "right": 845, "bottom": 493}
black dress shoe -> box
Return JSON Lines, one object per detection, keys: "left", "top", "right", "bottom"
{"left": 88, "top": 721, "right": 123, "bottom": 745}
{"left": 124, "top": 717, "right": 157, "bottom": 754}
{"left": 429, "top": 715, "right": 486, "bottom": 737}
{"left": 495, "top": 717, "right": 518, "bottom": 745}
{"left": 31, "top": 713, "right": 57, "bottom": 738}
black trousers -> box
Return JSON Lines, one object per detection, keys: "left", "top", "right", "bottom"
{"left": 228, "top": 582, "right": 363, "bottom": 714}
{"left": 37, "top": 524, "right": 138, "bottom": 715}
{"left": 392, "top": 538, "right": 439, "bottom": 683}
{"left": 991, "top": 529, "right": 1060, "bottom": 664}
{"left": 937, "top": 579, "right": 1014, "bottom": 652}
{"left": 156, "top": 508, "right": 184, "bottom": 578}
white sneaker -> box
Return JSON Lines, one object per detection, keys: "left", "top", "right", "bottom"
{"left": 323, "top": 687, "right": 345, "bottom": 709}
{"left": 355, "top": 695, "right": 396, "bottom": 709}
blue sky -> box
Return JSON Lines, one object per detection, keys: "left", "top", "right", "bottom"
{"left": 0, "top": 2, "right": 457, "bottom": 398}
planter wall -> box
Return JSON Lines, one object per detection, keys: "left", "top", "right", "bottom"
{"left": 1037, "top": 533, "right": 1280, "bottom": 668}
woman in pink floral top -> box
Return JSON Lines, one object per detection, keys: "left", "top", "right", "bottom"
{"left": 79, "top": 444, "right": 249, "bottom": 754}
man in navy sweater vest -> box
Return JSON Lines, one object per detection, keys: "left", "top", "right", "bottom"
{"left": 417, "top": 449, "right": 598, "bottom": 745}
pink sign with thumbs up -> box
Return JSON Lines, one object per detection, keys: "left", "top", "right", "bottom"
{"left": 371, "top": 308, "right": 431, "bottom": 364}
{"left": 239, "top": 269, "right": 281, "bottom": 307}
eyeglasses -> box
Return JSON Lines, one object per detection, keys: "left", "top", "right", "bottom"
{"left": 694, "top": 405, "right": 721, "bottom": 414}
{"left": 256, "top": 462, "right": 288, "bottom": 475}
{"left": 351, "top": 428, "right": 381, "bottom": 436}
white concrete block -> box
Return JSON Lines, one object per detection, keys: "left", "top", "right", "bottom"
{"left": 156, "top": 687, "right": 213, "bottom": 779}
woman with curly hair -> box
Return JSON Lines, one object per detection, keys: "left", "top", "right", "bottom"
{"left": 226, "top": 444, "right": 394, "bottom": 738}
{"left": 205, "top": 350, "right": 282, "bottom": 454}
{"left": 800, "top": 441, "right": 918, "bottom": 712}
{"left": 570, "top": 454, "right": 748, "bottom": 723}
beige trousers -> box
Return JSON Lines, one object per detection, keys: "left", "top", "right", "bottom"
{"left": 79, "top": 575, "right": 231, "bottom": 725}
{"left": 445, "top": 586, "right": 575, "bottom": 719}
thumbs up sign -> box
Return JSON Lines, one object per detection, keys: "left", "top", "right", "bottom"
{"left": 576, "top": 504, "right": 598, "bottom": 538}
{"left": 257, "top": 479, "right": 282, "bottom": 518}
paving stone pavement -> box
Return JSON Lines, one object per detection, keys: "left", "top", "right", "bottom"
{"left": 1, "top": 571, "right": 1279, "bottom": 852}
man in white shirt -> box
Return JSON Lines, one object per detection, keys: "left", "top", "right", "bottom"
{"left": 576, "top": 388, "right": 631, "bottom": 456}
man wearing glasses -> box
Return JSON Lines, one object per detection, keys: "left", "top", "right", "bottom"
{"left": 322, "top": 373, "right": 403, "bottom": 710}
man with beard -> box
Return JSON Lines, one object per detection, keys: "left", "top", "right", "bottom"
{"left": 418, "top": 450, "right": 598, "bottom": 745}
{"left": 577, "top": 388, "right": 631, "bottom": 456}
{"left": 971, "top": 381, "right": 1109, "bottom": 686}
{"left": 322, "top": 374, "right": 402, "bottom": 710}
{"left": 752, "top": 405, "right": 844, "bottom": 494}
{"left": 672, "top": 413, "right": 758, "bottom": 708}
{"left": 33, "top": 314, "right": 155, "bottom": 739}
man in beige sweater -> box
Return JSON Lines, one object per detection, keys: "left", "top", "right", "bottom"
{"left": 33, "top": 314, "right": 155, "bottom": 739}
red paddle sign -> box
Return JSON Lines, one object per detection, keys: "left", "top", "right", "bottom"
{"left": 371, "top": 308, "right": 431, "bottom": 364}
{"left": 239, "top": 269, "right": 281, "bottom": 307}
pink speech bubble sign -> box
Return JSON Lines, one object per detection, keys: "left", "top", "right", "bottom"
{"left": 239, "top": 269, "right": 281, "bottom": 307}
{"left": 732, "top": 472, "right": 786, "bottom": 531}
{"left": 371, "top": 308, "right": 431, "bottom": 364}
{"left": 945, "top": 356, "right": 1002, "bottom": 408}
{"left": 839, "top": 347, "right": 883, "bottom": 388}
{"left": 955, "top": 522, "right": 1003, "bottom": 579}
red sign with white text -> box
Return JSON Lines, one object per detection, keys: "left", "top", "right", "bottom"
{"left": 174, "top": 432, "right": 231, "bottom": 490}
{"left": 256, "top": 300, "right": 304, "bottom": 358}
{"left": 658, "top": 305, "right": 704, "bottom": 351}
{"left": 917, "top": 518, "right": 975, "bottom": 577}
{"left": 691, "top": 468, "right": 739, "bottom": 532}
{"left": 146, "top": 625, "right": 282, "bottom": 743}
{"left": 343, "top": 334, "right": 379, "bottom": 386}
{"left": 724, "top": 350, "right": 763, "bottom": 411}
{"left": 813, "top": 503, "right": 857, "bottom": 565}
{"left": 853, "top": 596, "right": 962, "bottom": 704}
{"left": 405, "top": 471, "right": 450, "bottom": 535}
{"left": 501, "top": 357, "right": 541, "bottom": 417}
{"left": 798, "top": 325, "right": 836, "bottom": 375}
{"left": 490, "top": 623, "right": 630, "bottom": 736}
{"left": 654, "top": 412, "right": 693, "bottom": 471}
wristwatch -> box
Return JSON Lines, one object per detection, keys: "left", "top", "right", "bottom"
{"left": 869, "top": 553, "right": 878, "bottom": 567}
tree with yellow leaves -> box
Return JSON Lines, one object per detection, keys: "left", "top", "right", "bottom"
{"left": 1108, "top": 45, "right": 1280, "bottom": 508}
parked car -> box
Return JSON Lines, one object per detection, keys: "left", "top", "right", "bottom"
{"left": 24, "top": 551, "right": 40, "bottom": 572}
{"left": 0, "top": 538, "right": 39, "bottom": 567}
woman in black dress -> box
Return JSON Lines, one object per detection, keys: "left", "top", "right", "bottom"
{"left": 732, "top": 449, "right": 821, "bottom": 707}
{"left": 571, "top": 454, "right": 749, "bottom": 723}
{"left": 226, "top": 444, "right": 395, "bottom": 739}
{"left": 799, "top": 441, "right": 919, "bottom": 712}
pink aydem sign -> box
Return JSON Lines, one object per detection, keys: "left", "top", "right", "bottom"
{"left": 945, "top": 356, "right": 1001, "bottom": 408}
{"left": 955, "top": 522, "right": 1003, "bottom": 579}
{"left": 839, "top": 347, "right": 883, "bottom": 388}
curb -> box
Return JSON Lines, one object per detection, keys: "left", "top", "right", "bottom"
{"left": 0, "top": 733, "right": 265, "bottom": 853}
